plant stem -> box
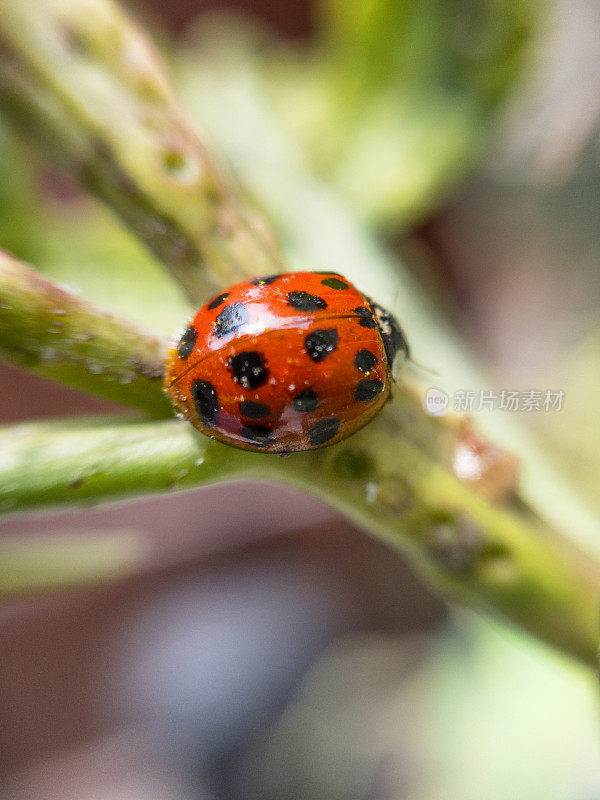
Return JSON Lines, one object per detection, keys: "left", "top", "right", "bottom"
{"left": 1, "top": 412, "right": 598, "bottom": 667}
{"left": 0, "top": 0, "right": 284, "bottom": 305}
{"left": 0, "top": 0, "right": 598, "bottom": 669}
{"left": 0, "top": 531, "right": 147, "bottom": 596}
{"left": 0, "top": 249, "right": 172, "bottom": 416}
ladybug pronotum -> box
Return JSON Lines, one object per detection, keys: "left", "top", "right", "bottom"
{"left": 165, "top": 272, "right": 409, "bottom": 453}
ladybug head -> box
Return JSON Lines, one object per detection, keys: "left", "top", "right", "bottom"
{"left": 372, "top": 302, "right": 410, "bottom": 381}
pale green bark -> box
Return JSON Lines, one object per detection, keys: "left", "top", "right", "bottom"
{"left": 0, "top": 250, "right": 172, "bottom": 415}
{"left": 0, "top": 411, "right": 598, "bottom": 667}
{"left": 0, "top": 0, "right": 597, "bottom": 670}
{"left": 0, "top": 0, "right": 284, "bottom": 305}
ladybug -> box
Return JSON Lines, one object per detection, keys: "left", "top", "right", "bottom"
{"left": 164, "top": 272, "right": 409, "bottom": 454}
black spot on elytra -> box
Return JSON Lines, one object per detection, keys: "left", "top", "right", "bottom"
{"left": 213, "top": 302, "right": 249, "bottom": 338}
{"left": 321, "top": 277, "right": 349, "bottom": 290}
{"left": 353, "top": 306, "right": 377, "bottom": 328}
{"left": 305, "top": 328, "right": 339, "bottom": 361}
{"left": 207, "top": 292, "right": 229, "bottom": 310}
{"left": 354, "top": 378, "right": 384, "bottom": 402}
{"left": 287, "top": 291, "right": 327, "bottom": 311}
{"left": 251, "top": 274, "right": 282, "bottom": 286}
{"left": 309, "top": 417, "right": 340, "bottom": 447}
{"left": 241, "top": 424, "right": 274, "bottom": 447}
{"left": 354, "top": 349, "right": 378, "bottom": 372}
{"left": 240, "top": 400, "right": 270, "bottom": 419}
{"left": 228, "top": 351, "right": 268, "bottom": 389}
{"left": 293, "top": 388, "right": 319, "bottom": 413}
{"left": 177, "top": 326, "right": 196, "bottom": 359}
{"left": 192, "top": 379, "right": 219, "bottom": 426}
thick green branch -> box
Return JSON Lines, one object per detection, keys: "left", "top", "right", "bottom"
{"left": 1, "top": 412, "right": 598, "bottom": 668}
{"left": 0, "top": 0, "right": 283, "bottom": 304}
{"left": 0, "top": 249, "right": 172, "bottom": 416}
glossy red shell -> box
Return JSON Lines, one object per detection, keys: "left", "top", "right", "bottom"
{"left": 164, "top": 272, "right": 397, "bottom": 453}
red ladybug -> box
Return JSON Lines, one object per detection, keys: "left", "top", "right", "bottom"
{"left": 164, "top": 272, "right": 409, "bottom": 453}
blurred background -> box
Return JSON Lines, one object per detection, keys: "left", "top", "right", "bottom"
{"left": 2, "top": 0, "right": 600, "bottom": 798}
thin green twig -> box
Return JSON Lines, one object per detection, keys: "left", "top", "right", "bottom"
{"left": 0, "top": 0, "right": 597, "bottom": 671}
{"left": 1, "top": 411, "right": 598, "bottom": 667}
{"left": 0, "top": 249, "right": 172, "bottom": 416}
{"left": 0, "top": 531, "right": 148, "bottom": 596}
{"left": 0, "top": 0, "right": 284, "bottom": 305}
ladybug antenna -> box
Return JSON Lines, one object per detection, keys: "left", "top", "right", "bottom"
{"left": 407, "top": 355, "right": 439, "bottom": 378}
{"left": 371, "top": 301, "right": 438, "bottom": 382}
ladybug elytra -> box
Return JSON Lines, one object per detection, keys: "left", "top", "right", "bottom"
{"left": 165, "top": 272, "right": 409, "bottom": 453}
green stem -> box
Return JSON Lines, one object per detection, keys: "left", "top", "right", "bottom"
{"left": 1, "top": 412, "right": 598, "bottom": 667}
{"left": 0, "top": 249, "right": 172, "bottom": 416}
{"left": 0, "top": 531, "right": 148, "bottom": 596}
{"left": 0, "top": 0, "right": 284, "bottom": 305}
{"left": 0, "top": 0, "right": 597, "bottom": 671}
